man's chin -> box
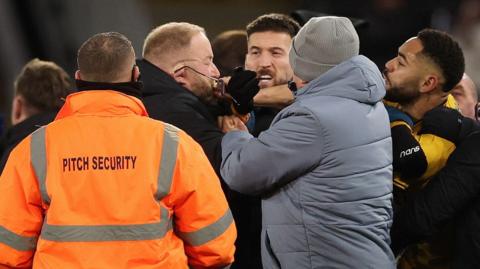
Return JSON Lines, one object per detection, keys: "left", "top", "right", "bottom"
{"left": 383, "top": 94, "right": 395, "bottom": 102}
{"left": 384, "top": 92, "right": 418, "bottom": 106}
{"left": 258, "top": 80, "right": 274, "bottom": 89}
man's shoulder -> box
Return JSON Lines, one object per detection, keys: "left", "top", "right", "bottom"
{"left": 143, "top": 89, "right": 207, "bottom": 119}
{"left": 143, "top": 92, "right": 219, "bottom": 137}
{"left": 452, "top": 131, "right": 480, "bottom": 159}
{"left": 1, "top": 112, "right": 56, "bottom": 149}
{"left": 270, "top": 102, "right": 323, "bottom": 131}
{"left": 143, "top": 84, "right": 197, "bottom": 105}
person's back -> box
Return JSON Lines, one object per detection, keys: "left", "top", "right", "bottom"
{"left": 220, "top": 16, "right": 394, "bottom": 268}
{"left": 0, "top": 32, "right": 235, "bottom": 268}
{"left": 269, "top": 55, "right": 393, "bottom": 268}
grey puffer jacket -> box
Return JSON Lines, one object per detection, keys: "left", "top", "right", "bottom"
{"left": 221, "top": 55, "right": 395, "bottom": 268}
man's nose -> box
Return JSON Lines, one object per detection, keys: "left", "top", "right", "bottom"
{"left": 382, "top": 68, "right": 389, "bottom": 78}
{"left": 384, "top": 59, "right": 395, "bottom": 73}
{"left": 258, "top": 53, "right": 273, "bottom": 68}
{"left": 210, "top": 62, "right": 220, "bottom": 78}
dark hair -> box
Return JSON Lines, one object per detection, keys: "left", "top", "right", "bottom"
{"left": 15, "top": 58, "right": 73, "bottom": 111}
{"left": 77, "top": 32, "right": 134, "bottom": 82}
{"left": 212, "top": 30, "right": 248, "bottom": 76}
{"left": 417, "top": 29, "right": 465, "bottom": 92}
{"left": 246, "top": 13, "right": 300, "bottom": 38}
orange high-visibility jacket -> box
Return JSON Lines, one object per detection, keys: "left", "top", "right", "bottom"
{"left": 0, "top": 90, "right": 236, "bottom": 268}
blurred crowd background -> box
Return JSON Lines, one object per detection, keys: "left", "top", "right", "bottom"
{"left": 0, "top": 0, "right": 479, "bottom": 129}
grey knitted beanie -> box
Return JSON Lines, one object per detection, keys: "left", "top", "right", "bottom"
{"left": 289, "top": 16, "right": 359, "bottom": 81}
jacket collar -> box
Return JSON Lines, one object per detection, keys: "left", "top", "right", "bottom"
{"left": 75, "top": 79, "right": 143, "bottom": 99}
{"left": 55, "top": 90, "right": 149, "bottom": 120}
{"left": 136, "top": 59, "right": 195, "bottom": 97}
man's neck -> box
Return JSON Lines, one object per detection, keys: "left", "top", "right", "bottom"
{"left": 402, "top": 95, "right": 447, "bottom": 121}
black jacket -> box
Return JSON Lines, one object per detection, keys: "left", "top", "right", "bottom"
{"left": 138, "top": 59, "right": 262, "bottom": 269}
{"left": 252, "top": 107, "right": 279, "bottom": 137}
{"left": 0, "top": 112, "right": 56, "bottom": 173}
{"left": 391, "top": 130, "right": 480, "bottom": 269}
{"left": 138, "top": 59, "right": 225, "bottom": 175}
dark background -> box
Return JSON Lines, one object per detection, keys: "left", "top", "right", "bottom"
{"left": 0, "top": 0, "right": 475, "bottom": 132}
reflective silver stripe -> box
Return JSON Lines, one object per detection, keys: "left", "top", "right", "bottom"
{"left": 155, "top": 124, "right": 179, "bottom": 201}
{"left": 0, "top": 225, "right": 37, "bottom": 251}
{"left": 160, "top": 204, "right": 173, "bottom": 231}
{"left": 40, "top": 217, "right": 172, "bottom": 242}
{"left": 176, "top": 209, "right": 233, "bottom": 246}
{"left": 30, "top": 126, "right": 50, "bottom": 204}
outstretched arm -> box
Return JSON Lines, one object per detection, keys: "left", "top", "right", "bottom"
{"left": 253, "top": 84, "right": 294, "bottom": 109}
{"left": 221, "top": 108, "right": 322, "bottom": 195}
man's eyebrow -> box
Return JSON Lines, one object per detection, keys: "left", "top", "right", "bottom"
{"left": 269, "top": 47, "right": 286, "bottom": 52}
{"left": 398, "top": 51, "right": 408, "bottom": 63}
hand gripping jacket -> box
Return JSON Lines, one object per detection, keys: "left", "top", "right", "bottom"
{"left": 0, "top": 90, "right": 236, "bottom": 268}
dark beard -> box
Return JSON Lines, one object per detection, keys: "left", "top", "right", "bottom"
{"left": 384, "top": 86, "right": 420, "bottom": 106}
{"left": 197, "top": 91, "right": 218, "bottom": 106}
{"left": 191, "top": 78, "right": 218, "bottom": 106}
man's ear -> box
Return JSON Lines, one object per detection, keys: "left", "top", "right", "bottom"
{"left": 420, "top": 75, "right": 440, "bottom": 93}
{"left": 11, "top": 95, "right": 25, "bottom": 125}
{"left": 133, "top": 65, "right": 140, "bottom": 81}
{"left": 75, "top": 70, "right": 82, "bottom": 80}
{"left": 172, "top": 67, "right": 188, "bottom": 86}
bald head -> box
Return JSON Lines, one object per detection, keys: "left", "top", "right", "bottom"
{"left": 77, "top": 32, "right": 135, "bottom": 83}
{"left": 142, "top": 22, "right": 205, "bottom": 72}
{"left": 451, "top": 73, "right": 478, "bottom": 119}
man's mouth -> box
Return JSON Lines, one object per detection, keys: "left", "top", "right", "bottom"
{"left": 382, "top": 75, "right": 390, "bottom": 87}
{"left": 384, "top": 77, "right": 390, "bottom": 87}
{"left": 382, "top": 70, "right": 389, "bottom": 82}
{"left": 258, "top": 74, "right": 272, "bottom": 81}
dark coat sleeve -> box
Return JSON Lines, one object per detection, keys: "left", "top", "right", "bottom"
{"left": 391, "top": 124, "right": 428, "bottom": 180}
{"left": 390, "top": 131, "right": 480, "bottom": 254}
